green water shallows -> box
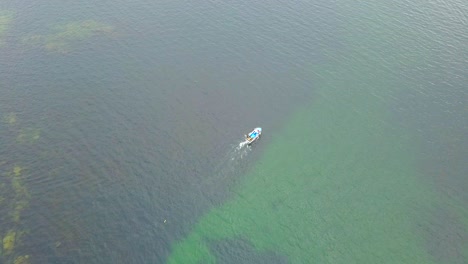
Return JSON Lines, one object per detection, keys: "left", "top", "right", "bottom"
{"left": 167, "top": 1, "right": 468, "bottom": 263}
{"left": 167, "top": 65, "right": 436, "bottom": 263}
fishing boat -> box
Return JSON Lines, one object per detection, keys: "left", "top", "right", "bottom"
{"left": 245, "top": 127, "right": 262, "bottom": 145}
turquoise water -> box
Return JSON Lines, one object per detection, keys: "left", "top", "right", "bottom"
{"left": 1, "top": 0, "right": 467, "bottom": 263}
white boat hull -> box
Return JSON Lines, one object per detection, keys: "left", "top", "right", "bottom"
{"left": 245, "top": 127, "right": 262, "bottom": 145}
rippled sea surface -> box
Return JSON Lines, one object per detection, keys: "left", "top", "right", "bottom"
{"left": 1, "top": 0, "right": 466, "bottom": 263}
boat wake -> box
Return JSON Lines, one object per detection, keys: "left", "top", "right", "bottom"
{"left": 237, "top": 140, "right": 251, "bottom": 156}
{"left": 197, "top": 139, "right": 253, "bottom": 203}
{"left": 207, "top": 139, "right": 252, "bottom": 182}
{"left": 227, "top": 139, "right": 251, "bottom": 164}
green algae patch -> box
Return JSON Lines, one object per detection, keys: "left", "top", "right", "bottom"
{"left": 14, "top": 255, "right": 30, "bottom": 264}
{"left": 16, "top": 128, "right": 40, "bottom": 144}
{"left": 1, "top": 151, "right": 32, "bottom": 262}
{"left": 3, "top": 112, "right": 17, "bottom": 125}
{"left": 11, "top": 200, "right": 29, "bottom": 224}
{"left": 0, "top": 11, "right": 13, "bottom": 47}
{"left": 13, "top": 166, "right": 22, "bottom": 177}
{"left": 23, "top": 20, "right": 114, "bottom": 53}
{"left": 3, "top": 231, "right": 16, "bottom": 255}
{"left": 6, "top": 166, "right": 30, "bottom": 224}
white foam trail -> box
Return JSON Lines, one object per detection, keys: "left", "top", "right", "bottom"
{"left": 238, "top": 140, "right": 249, "bottom": 149}
{"left": 199, "top": 139, "right": 252, "bottom": 188}
{"left": 235, "top": 140, "right": 252, "bottom": 160}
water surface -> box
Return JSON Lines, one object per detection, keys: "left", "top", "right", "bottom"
{"left": 0, "top": 0, "right": 466, "bottom": 263}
